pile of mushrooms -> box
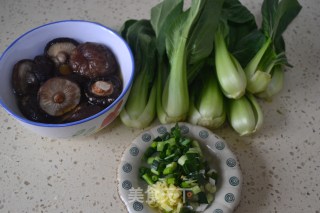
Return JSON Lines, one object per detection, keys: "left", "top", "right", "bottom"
{"left": 11, "top": 37, "right": 122, "bottom": 123}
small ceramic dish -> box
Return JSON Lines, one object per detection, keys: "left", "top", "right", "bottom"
{"left": 118, "top": 122, "right": 242, "bottom": 213}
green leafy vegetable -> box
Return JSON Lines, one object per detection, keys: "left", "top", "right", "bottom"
{"left": 222, "top": 0, "right": 258, "bottom": 56}
{"left": 188, "top": 66, "right": 226, "bottom": 129}
{"left": 227, "top": 93, "right": 263, "bottom": 136}
{"left": 244, "top": 0, "right": 302, "bottom": 94}
{"left": 118, "top": 0, "right": 302, "bottom": 136}
{"left": 155, "top": 0, "right": 224, "bottom": 123}
{"left": 214, "top": 22, "right": 247, "bottom": 99}
{"left": 119, "top": 20, "right": 157, "bottom": 128}
{"left": 151, "top": 0, "right": 184, "bottom": 58}
{"left": 232, "top": 29, "right": 267, "bottom": 68}
{"left": 262, "top": 0, "right": 302, "bottom": 42}
{"left": 256, "top": 64, "right": 284, "bottom": 101}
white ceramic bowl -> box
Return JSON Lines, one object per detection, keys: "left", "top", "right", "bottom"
{"left": 0, "top": 20, "right": 134, "bottom": 138}
{"left": 118, "top": 123, "right": 242, "bottom": 213}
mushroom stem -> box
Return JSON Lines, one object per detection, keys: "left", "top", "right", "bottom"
{"left": 57, "top": 52, "right": 67, "bottom": 64}
{"left": 91, "top": 81, "right": 113, "bottom": 96}
{"left": 53, "top": 92, "right": 65, "bottom": 104}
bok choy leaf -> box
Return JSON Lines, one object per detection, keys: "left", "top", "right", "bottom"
{"left": 261, "top": 0, "right": 302, "bottom": 43}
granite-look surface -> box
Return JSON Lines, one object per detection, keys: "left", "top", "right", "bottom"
{"left": 0, "top": 0, "right": 319, "bottom": 212}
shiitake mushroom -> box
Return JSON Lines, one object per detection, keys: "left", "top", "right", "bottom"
{"left": 37, "top": 77, "right": 81, "bottom": 116}
{"left": 70, "top": 42, "right": 118, "bottom": 78}
{"left": 84, "top": 76, "right": 122, "bottom": 107}
{"left": 44, "top": 37, "right": 79, "bottom": 76}
{"left": 12, "top": 59, "right": 40, "bottom": 96}
{"left": 59, "top": 102, "right": 103, "bottom": 123}
{"left": 17, "top": 95, "right": 53, "bottom": 123}
{"left": 12, "top": 56, "right": 56, "bottom": 97}
{"left": 33, "top": 55, "right": 55, "bottom": 84}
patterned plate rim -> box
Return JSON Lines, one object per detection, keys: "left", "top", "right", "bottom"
{"left": 117, "top": 122, "right": 242, "bottom": 213}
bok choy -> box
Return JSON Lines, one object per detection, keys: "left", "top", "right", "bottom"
{"left": 188, "top": 66, "right": 226, "bottom": 129}
{"left": 214, "top": 22, "right": 247, "bottom": 99}
{"left": 244, "top": 0, "right": 302, "bottom": 94}
{"left": 256, "top": 64, "right": 284, "bottom": 101}
{"left": 119, "top": 20, "right": 157, "bottom": 128}
{"left": 227, "top": 93, "right": 263, "bottom": 136}
{"left": 152, "top": 0, "right": 223, "bottom": 123}
{"left": 118, "top": 0, "right": 302, "bottom": 136}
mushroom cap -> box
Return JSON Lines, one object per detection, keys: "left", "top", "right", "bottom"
{"left": 33, "top": 55, "right": 55, "bottom": 84}
{"left": 45, "top": 37, "right": 79, "bottom": 56}
{"left": 38, "top": 77, "right": 81, "bottom": 116}
{"left": 12, "top": 59, "right": 39, "bottom": 96}
{"left": 18, "top": 95, "right": 52, "bottom": 123}
{"left": 60, "top": 102, "right": 103, "bottom": 123}
{"left": 45, "top": 37, "right": 79, "bottom": 65}
{"left": 85, "top": 76, "right": 122, "bottom": 107}
{"left": 70, "top": 42, "right": 118, "bottom": 78}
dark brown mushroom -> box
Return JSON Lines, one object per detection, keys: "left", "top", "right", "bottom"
{"left": 84, "top": 76, "right": 122, "bottom": 107}
{"left": 33, "top": 55, "right": 55, "bottom": 84}
{"left": 44, "top": 37, "right": 79, "bottom": 76}
{"left": 37, "top": 77, "right": 81, "bottom": 116}
{"left": 12, "top": 59, "right": 39, "bottom": 96}
{"left": 18, "top": 95, "right": 53, "bottom": 123}
{"left": 69, "top": 42, "right": 118, "bottom": 78}
{"left": 60, "top": 102, "right": 103, "bottom": 123}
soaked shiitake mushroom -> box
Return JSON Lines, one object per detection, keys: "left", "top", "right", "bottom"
{"left": 84, "top": 76, "right": 122, "bottom": 107}
{"left": 33, "top": 55, "right": 55, "bottom": 84}
{"left": 60, "top": 102, "right": 103, "bottom": 123}
{"left": 12, "top": 59, "right": 40, "bottom": 96}
{"left": 70, "top": 42, "right": 118, "bottom": 78}
{"left": 64, "top": 73, "right": 90, "bottom": 87}
{"left": 45, "top": 37, "right": 79, "bottom": 76}
{"left": 38, "top": 77, "right": 81, "bottom": 116}
{"left": 18, "top": 95, "right": 52, "bottom": 123}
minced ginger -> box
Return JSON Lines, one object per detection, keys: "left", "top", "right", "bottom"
{"left": 146, "top": 180, "right": 183, "bottom": 213}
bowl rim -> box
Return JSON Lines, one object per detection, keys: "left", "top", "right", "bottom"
{"left": 0, "top": 19, "right": 135, "bottom": 128}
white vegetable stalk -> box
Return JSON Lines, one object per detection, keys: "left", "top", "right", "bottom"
{"left": 214, "top": 27, "right": 247, "bottom": 99}
{"left": 157, "top": 0, "right": 204, "bottom": 123}
{"left": 244, "top": 38, "right": 273, "bottom": 94}
{"left": 161, "top": 39, "right": 189, "bottom": 123}
{"left": 120, "top": 76, "right": 156, "bottom": 128}
{"left": 227, "top": 93, "right": 263, "bottom": 136}
{"left": 256, "top": 65, "right": 284, "bottom": 101}
{"left": 188, "top": 68, "right": 226, "bottom": 129}
{"left": 119, "top": 20, "right": 157, "bottom": 128}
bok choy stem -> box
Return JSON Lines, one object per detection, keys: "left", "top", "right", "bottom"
{"left": 162, "top": 39, "right": 189, "bottom": 122}
{"left": 157, "top": 0, "right": 205, "bottom": 123}
{"left": 188, "top": 66, "right": 226, "bottom": 128}
{"left": 227, "top": 93, "right": 263, "bottom": 136}
{"left": 119, "top": 20, "right": 157, "bottom": 128}
{"left": 256, "top": 64, "right": 284, "bottom": 101}
{"left": 214, "top": 24, "right": 247, "bottom": 99}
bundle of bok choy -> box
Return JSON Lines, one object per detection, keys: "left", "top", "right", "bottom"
{"left": 118, "top": 0, "right": 302, "bottom": 136}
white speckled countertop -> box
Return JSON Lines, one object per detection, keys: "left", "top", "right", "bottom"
{"left": 0, "top": 0, "right": 319, "bottom": 212}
